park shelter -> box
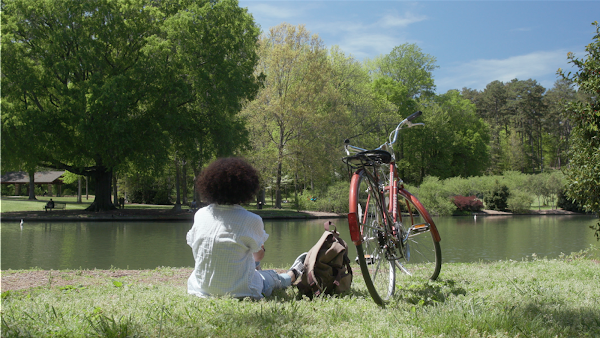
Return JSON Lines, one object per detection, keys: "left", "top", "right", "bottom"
{"left": 1, "top": 171, "right": 65, "bottom": 196}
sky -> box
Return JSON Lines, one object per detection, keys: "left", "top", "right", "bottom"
{"left": 237, "top": 1, "right": 599, "bottom": 94}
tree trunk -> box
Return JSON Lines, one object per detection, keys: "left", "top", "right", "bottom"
{"left": 77, "top": 177, "right": 82, "bottom": 203}
{"left": 294, "top": 171, "right": 299, "bottom": 212}
{"left": 86, "top": 166, "right": 116, "bottom": 211}
{"left": 275, "top": 134, "right": 284, "bottom": 208}
{"left": 28, "top": 170, "right": 37, "bottom": 200}
{"left": 193, "top": 160, "right": 203, "bottom": 204}
{"left": 112, "top": 174, "right": 118, "bottom": 205}
{"left": 173, "top": 158, "right": 182, "bottom": 211}
{"left": 275, "top": 160, "right": 282, "bottom": 209}
{"left": 182, "top": 162, "right": 188, "bottom": 205}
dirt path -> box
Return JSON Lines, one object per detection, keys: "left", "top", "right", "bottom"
{"left": 1, "top": 267, "right": 295, "bottom": 292}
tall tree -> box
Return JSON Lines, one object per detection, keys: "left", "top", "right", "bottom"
{"left": 559, "top": 21, "right": 600, "bottom": 239}
{"left": 1, "top": 0, "right": 260, "bottom": 210}
{"left": 543, "top": 79, "right": 577, "bottom": 169}
{"left": 367, "top": 43, "right": 438, "bottom": 182}
{"left": 286, "top": 46, "right": 367, "bottom": 193}
{"left": 369, "top": 43, "right": 438, "bottom": 101}
{"left": 242, "top": 23, "right": 330, "bottom": 208}
{"left": 506, "top": 79, "right": 547, "bottom": 173}
{"left": 412, "top": 91, "right": 490, "bottom": 182}
{"left": 477, "top": 81, "right": 510, "bottom": 173}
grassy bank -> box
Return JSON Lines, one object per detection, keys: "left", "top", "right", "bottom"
{"left": 0, "top": 196, "right": 188, "bottom": 213}
{"left": 0, "top": 196, "right": 331, "bottom": 220}
{"left": 2, "top": 250, "right": 599, "bottom": 337}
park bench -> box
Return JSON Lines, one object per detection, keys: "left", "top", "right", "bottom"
{"left": 44, "top": 202, "right": 66, "bottom": 212}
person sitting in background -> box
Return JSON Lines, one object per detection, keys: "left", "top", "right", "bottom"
{"left": 186, "top": 157, "right": 306, "bottom": 299}
{"left": 44, "top": 199, "right": 55, "bottom": 212}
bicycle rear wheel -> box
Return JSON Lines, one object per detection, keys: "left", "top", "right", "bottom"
{"left": 394, "top": 188, "right": 442, "bottom": 281}
{"left": 349, "top": 168, "right": 395, "bottom": 306}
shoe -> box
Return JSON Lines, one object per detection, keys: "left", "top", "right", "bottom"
{"left": 288, "top": 252, "right": 307, "bottom": 280}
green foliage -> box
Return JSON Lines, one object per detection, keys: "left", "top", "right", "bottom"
{"left": 414, "top": 91, "right": 490, "bottom": 181}
{"left": 557, "top": 190, "right": 585, "bottom": 213}
{"left": 507, "top": 190, "right": 534, "bottom": 214}
{"left": 366, "top": 44, "right": 493, "bottom": 185}
{"left": 543, "top": 78, "right": 578, "bottom": 169}
{"left": 464, "top": 76, "right": 576, "bottom": 175}
{"left": 484, "top": 182, "right": 510, "bottom": 211}
{"left": 1, "top": 0, "right": 260, "bottom": 210}
{"left": 126, "top": 179, "right": 172, "bottom": 206}
{"left": 368, "top": 43, "right": 438, "bottom": 100}
{"left": 242, "top": 23, "right": 348, "bottom": 208}
{"left": 559, "top": 21, "right": 600, "bottom": 239}
{"left": 152, "top": 188, "right": 172, "bottom": 206}
{"left": 408, "top": 176, "right": 456, "bottom": 216}
{"left": 298, "top": 181, "right": 349, "bottom": 213}
{"left": 3, "top": 260, "right": 600, "bottom": 337}
{"left": 526, "top": 173, "right": 547, "bottom": 210}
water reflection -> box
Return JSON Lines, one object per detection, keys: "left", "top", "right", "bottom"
{"left": 436, "top": 215, "right": 599, "bottom": 262}
{"left": 1, "top": 215, "right": 598, "bottom": 270}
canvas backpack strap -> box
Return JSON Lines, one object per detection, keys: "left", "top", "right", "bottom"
{"left": 303, "top": 231, "right": 334, "bottom": 295}
{"left": 333, "top": 267, "right": 344, "bottom": 286}
{"left": 324, "top": 220, "right": 336, "bottom": 233}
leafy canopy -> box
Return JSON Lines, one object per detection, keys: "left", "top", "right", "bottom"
{"left": 559, "top": 21, "right": 600, "bottom": 239}
{"left": 1, "top": 0, "right": 261, "bottom": 210}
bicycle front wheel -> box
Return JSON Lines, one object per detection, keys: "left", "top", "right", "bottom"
{"left": 395, "top": 188, "right": 442, "bottom": 281}
{"left": 349, "top": 168, "right": 395, "bottom": 306}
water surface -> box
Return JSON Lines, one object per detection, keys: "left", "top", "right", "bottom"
{"left": 1, "top": 215, "right": 597, "bottom": 270}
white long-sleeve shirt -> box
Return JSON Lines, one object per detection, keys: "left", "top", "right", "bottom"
{"left": 186, "top": 204, "right": 269, "bottom": 299}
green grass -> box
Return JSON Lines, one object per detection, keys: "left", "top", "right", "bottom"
{"left": 1, "top": 196, "right": 324, "bottom": 219}
{"left": 2, "top": 249, "right": 599, "bottom": 337}
{"left": 0, "top": 196, "right": 91, "bottom": 212}
{"left": 0, "top": 196, "right": 190, "bottom": 213}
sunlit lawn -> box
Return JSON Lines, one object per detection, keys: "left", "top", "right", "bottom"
{"left": 0, "top": 195, "right": 306, "bottom": 216}
{"left": 1, "top": 193, "right": 562, "bottom": 215}
{"left": 0, "top": 196, "right": 188, "bottom": 213}
{"left": 2, "top": 250, "right": 599, "bottom": 337}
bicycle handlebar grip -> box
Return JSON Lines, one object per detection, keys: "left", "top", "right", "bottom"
{"left": 407, "top": 111, "right": 422, "bottom": 122}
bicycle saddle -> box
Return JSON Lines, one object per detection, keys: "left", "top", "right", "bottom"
{"left": 343, "top": 150, "right": 392, "bottom": 167}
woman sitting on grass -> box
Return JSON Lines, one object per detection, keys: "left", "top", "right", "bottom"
{"left": 187, "top": 157, "right": 306, "bottom": 299}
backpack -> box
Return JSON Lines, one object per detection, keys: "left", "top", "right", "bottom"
{"left": 297, "top": 221, "right": 353, "bottom": 297}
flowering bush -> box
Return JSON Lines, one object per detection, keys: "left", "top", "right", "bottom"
{"left": 452, "top": 195, "right": 484, "bottom": 212}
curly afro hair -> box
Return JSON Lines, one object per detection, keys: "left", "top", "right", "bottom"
{"left": 196, "top": 157, "right": 260, "bottom": 205}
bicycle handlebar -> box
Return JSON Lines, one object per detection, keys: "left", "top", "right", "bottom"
{"left": 344, "top": 111, "right": 424, "bottom": 157}
{"left": 388, "top": 110, "right": 424, "bottom": 145}
{"left": 406, "top": 110, "right": 422, "bottom": 122}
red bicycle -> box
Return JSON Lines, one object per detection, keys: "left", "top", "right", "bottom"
{"left": 343, "top": 111, "right": 442, "bottom": 306}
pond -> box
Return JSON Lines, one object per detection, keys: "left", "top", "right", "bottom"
{"left": 1, "top": 215, "right": 598, "bottom": 270}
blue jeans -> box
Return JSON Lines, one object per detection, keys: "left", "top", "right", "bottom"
{"left": 257, "top": 270, "right": 292, "bottom": 297}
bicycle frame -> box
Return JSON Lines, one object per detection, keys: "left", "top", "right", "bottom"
{"left": 346, "top": 111, "right": 441, "bottom": 246}
{"left": 345, "top": 112, "right": 443, "bottom": 305}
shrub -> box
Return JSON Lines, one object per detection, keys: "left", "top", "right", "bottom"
{"left": 1, "top": 184, "right": 14, "bottom": 196}
{"left": 557, "top": 190, "right": 585, "bottom": 213}
{"left": 484, "top": 182, "right": 509, "bottom": 211}
{"left": 452, "top": 195, "right": 484, "bottom": 212}
{"left": 298, "top": 181, "right": 349, "bottom": 213}
{"left": 507, "top": 190, "right": 533, "bottom": 214}
{"left": 62, "top": 188, "right": 75, "bottom": 196}
{"left": 409, "top": 176, "right": 456, "bottom": 216}
{"left": 152, "top": 187, "right": 172, "bottom": 205}
{"left": 130, "top": 189, "right": 156, "bottom": 204}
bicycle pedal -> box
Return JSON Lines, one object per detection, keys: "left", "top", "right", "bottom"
{"left": 356, "top": 255, "right": 376, "bottom": 264}
{"left": 410, "top": 223, "right": 430, "bottom": 234}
